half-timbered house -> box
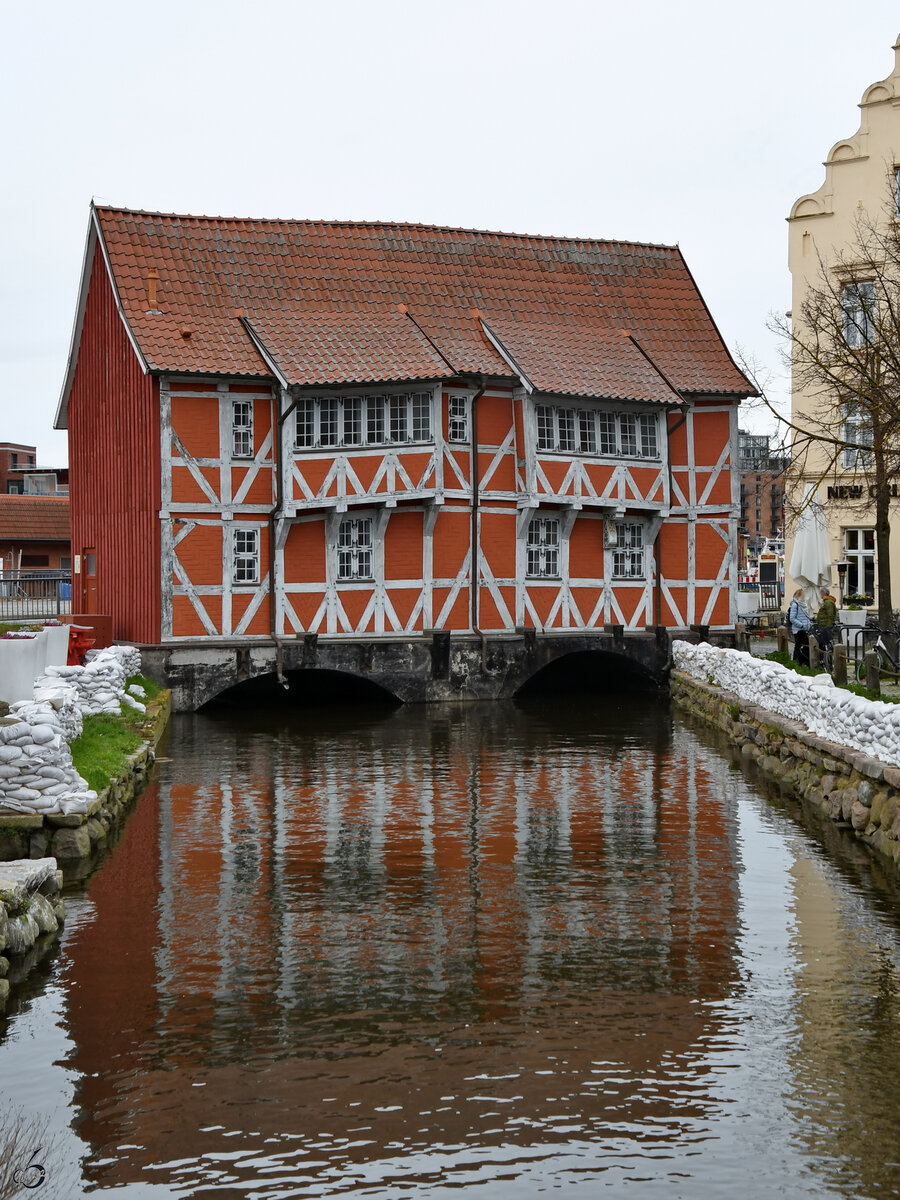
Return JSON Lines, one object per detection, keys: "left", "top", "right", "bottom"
{"left": 56, "top": 207, "right": 752, "bottom": 649}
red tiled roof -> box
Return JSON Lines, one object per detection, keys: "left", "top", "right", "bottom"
{"left": 0, "top": 496, "right": 70, "bottom": 541}
{"left": 90, "top": 208, "right": 753, "bottom": 399}
{"left": 481, "top": 316, "right": 682, "bottom": 404}
{"left": 243, "top": 309, "right": 452, "bottom": 387}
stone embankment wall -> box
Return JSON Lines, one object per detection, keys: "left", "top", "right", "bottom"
{"left": 671, "top": 641, "right": 900, "bottom": 869}
{"left": 0, "top": 860, "right": 66, "bottom": 1009}
{"left": 0, "top": 646, "right": 171, "bottom": 1010}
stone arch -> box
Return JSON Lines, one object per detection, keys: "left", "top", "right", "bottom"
{"left": 512, "top": 647, "right": 666, "bottom": 699}
{"left": 199, "top": 666, "right": 404, "bottom": 710}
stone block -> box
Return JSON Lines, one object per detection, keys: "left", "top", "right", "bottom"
{"left": 852, "top": 755, "right": 886, "bottom": 782}
{"left": 884, "top": 767, "right": 900, "bottom": 790}
{"left": 852, "top": 800, "right": 872, "bottom": 830}
{"left": 0, "top": 813, "right": 42, "bottom": 830}
{"left": 46, "top": 812, "right": 86, "bottom": 829}
{"left": 50, "top": 825, "right": 91, "bottom": 862}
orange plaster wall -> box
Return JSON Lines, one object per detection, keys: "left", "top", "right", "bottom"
{"left": 171, "top": 465, "right": 220, "bottom": 505}
{"left": 659, "top": 522, "right": 689, "bottom": 582}
{"left": 662, "top": 587, "right": 688, "bottom": 624}
{"left": 232, "top": 467, "right": 274, "bottom": 506}
{"left": 284, "top": 523, "right": 326, "bottom": 583}
{"left": 294, "top": 458, "right": 331, "bottom": 501}
{"left": 477, "top": 394, "right": 513, "bottom": 445}
{"left": 433, "top": 510, "right": 471, "bottom": 580}
{"left": 570, "top": 586, "right": 603, "bottom": 623}
{"left": 384, "top": 511, "right": 424, "bottom": 580}
{"left": 386, "top": 586, "right": 424, "bottom": 631}
{"left": 695, "top": 523, "right": 727, "bottom": 579}
{"left": 338, "top": 588, "right": 374, "bottom": 633}
{"left": 175, "top": 524, "right": 222, "bottom": 586}
{"left": 480, "top": 511, "right": 516, "bottom": 579}
{"left": 537, "top": 459, "right": 569, "bottom": 493}
{"left": 525, "top": 584, "right": 559, "bottom": 627}
{"left": 692, "top": 408, "right": 731, "bottom": 465}
{"left": 667, "top": 412, "right": 689, "bottom": 463}
{"left": 286, "top": 591, "right": 325, "bottom": 631}
{"left": 433, "top": 587, "right": 470, "bottom": 629}
{"left": 445, "top": 449, "right": 470, "bottom": 487}
{"left": 232, "top": 593, "right": 269, "bottom": 635}
{"left": 569, "top": 518, "right": 604, "bottom": 578}
{"left": 479, "top": 451, "right": 516, "bottom": 493}
{"left": 173, "top": 594, "right": 221, "bottom": 638}
{"left": 247, "top": 394, "right": 273, "bottom": 456}
{"left": 171, "top": 396, "right": 220, "bottom": 459}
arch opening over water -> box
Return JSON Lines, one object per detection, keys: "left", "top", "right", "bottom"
{"left": 201, "top": 668, "right": 403, "bottom": 711}
{"left": 514, "top": 649, "right": 664, "bottom": 699}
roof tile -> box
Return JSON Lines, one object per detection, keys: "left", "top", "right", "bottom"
{"left": 92, "top": 209, "right": 752, "bottom": 398}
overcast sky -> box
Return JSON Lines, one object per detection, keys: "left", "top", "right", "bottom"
{"left": 2, "top": 0, "right": 899, "bottom": 466}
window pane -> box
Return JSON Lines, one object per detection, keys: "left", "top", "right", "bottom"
{"left": 598, "top": 413, "right": 616, "bottom": 455}
{"left": 536, "top": 406, "right": 555, "bottom": 451}
{"left": 294, "top": 398, "right": 315, "bottom": 449}
{"left": 842, "top": 281, "right": 876, "bottom": 348}
{"left": 526, "top": 517, "right": 561, "bottom": 578}
{"left": 448, "top": 395, "right": 469, "bottom": 442}
{"left": 232, "top": 401, "right": 253, "bottom": 458}
{"left": 320, "top": 397, "right": 339, "bottom": 447}
{"left": 612, "top": 523, "right": 644, "bottom": 578}
{"left": 367, "top": 396, "right": 385, "bottom": 444}
{"left": 558, "top": 409, "right": 576, "bottom": 453}
{"left": 390, "top": 395, "right": 409, "bottom": 443}
{"left": 343, "top": 396, "right": 362, "bottom": 446}
{"left": 639, "top": 414, "right": 658, "bottom": 458}
{"left": 337, "top": 518, "right": 374, "bottom": 580}
{"left": 578, "top": 410, "right": 597, "bottom": 453}
{"left": 620, "top": 414, "right": 637, "bottom": 457}
{"left": 233, "top": 528, "right": 259, "bottom": 584}
{"left": 412, "top": 392, "right": 431, "bottom": 441}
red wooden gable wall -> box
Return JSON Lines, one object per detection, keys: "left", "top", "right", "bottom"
{"left": 68, "top": 244, "right": 161, "bottom": 643}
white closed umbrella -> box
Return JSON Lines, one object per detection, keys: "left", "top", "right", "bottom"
{"left": 789, "top": 485, "right": 832, "bottom": 611}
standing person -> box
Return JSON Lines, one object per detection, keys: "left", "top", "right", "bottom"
{"left": 816, "top": 587, "right": 837, "bottom": 652}
{"left": 788, "top": 588, "right": 813, "bottom": 667}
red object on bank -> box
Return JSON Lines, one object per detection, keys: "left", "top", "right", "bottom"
{"left": 67, "top": 625, "right": 95, "bottom": 666}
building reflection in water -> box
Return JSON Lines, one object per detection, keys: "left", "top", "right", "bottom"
{"left": 62, "top": 697, "right": 746, "bottom": 1194}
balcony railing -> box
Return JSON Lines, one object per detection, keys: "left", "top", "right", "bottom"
{"left": 0, "top": 570, "right": 72, "bottom": 619}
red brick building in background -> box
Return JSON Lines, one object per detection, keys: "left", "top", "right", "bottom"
{"left": 56, "top": 206, "right": 753, "bottom": 643}
{"left": 0, "top": 495, "right": 70, "bottom": 572}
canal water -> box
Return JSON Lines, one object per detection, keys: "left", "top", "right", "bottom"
{"left": 4, "top": 694, "right": 900, "bottom": 1198}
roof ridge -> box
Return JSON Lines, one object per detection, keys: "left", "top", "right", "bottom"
{"left": 92, "top": 205, "right": 679, "bottom": 254}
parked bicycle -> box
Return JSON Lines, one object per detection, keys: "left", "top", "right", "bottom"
{"left": 812, "top": 624, "right": 838, "bottom": 674}
{"left": 855, "top": 632, "right": 900, "bottom": 685}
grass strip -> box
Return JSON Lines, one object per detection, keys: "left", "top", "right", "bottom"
{"left": 69, "top": 715, "right": 142, "bottom": 794}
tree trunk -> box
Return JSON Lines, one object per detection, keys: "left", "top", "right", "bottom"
{"left": 874, "top": 446, "right": 894, "bottom": 651}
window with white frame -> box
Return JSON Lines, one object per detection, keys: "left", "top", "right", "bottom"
{"left": 535, "top": 403, "right": 658, "bottom": 459}
{"left": 526, "top": 517, "right": 560, "bottom": 578}
{"left": 233, "top": 528, "right": 259, "bottom": 584}
{"left": 841, "top": 281, "right": 876, "bottom": 348}
{"left": 611, "top": 522, "right": 646, "bottom": 579}
{"left": 336, "top": 517, "right": 374, "bottom": 580}
{"left": 294, "top": 391, "right": 433, "bottom": 451}
{"left": 844, "top": 527, "right": 875, "bottom": 597}
{"left": 842, "top": 406, "right": 873, "bottom": 469}
{"left": 448, "top": 394, "right": 469, "bottom": 442}
{"left": 232, "top": 400, "right": 254, "bottom": 458}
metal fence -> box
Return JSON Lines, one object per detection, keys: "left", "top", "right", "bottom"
{"left": 0, "top": 570, "right": 72, "bottom": 620}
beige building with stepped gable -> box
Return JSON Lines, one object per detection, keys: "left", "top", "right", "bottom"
{"left": 787, "top": 31, "right": 900, "bottom": 614}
